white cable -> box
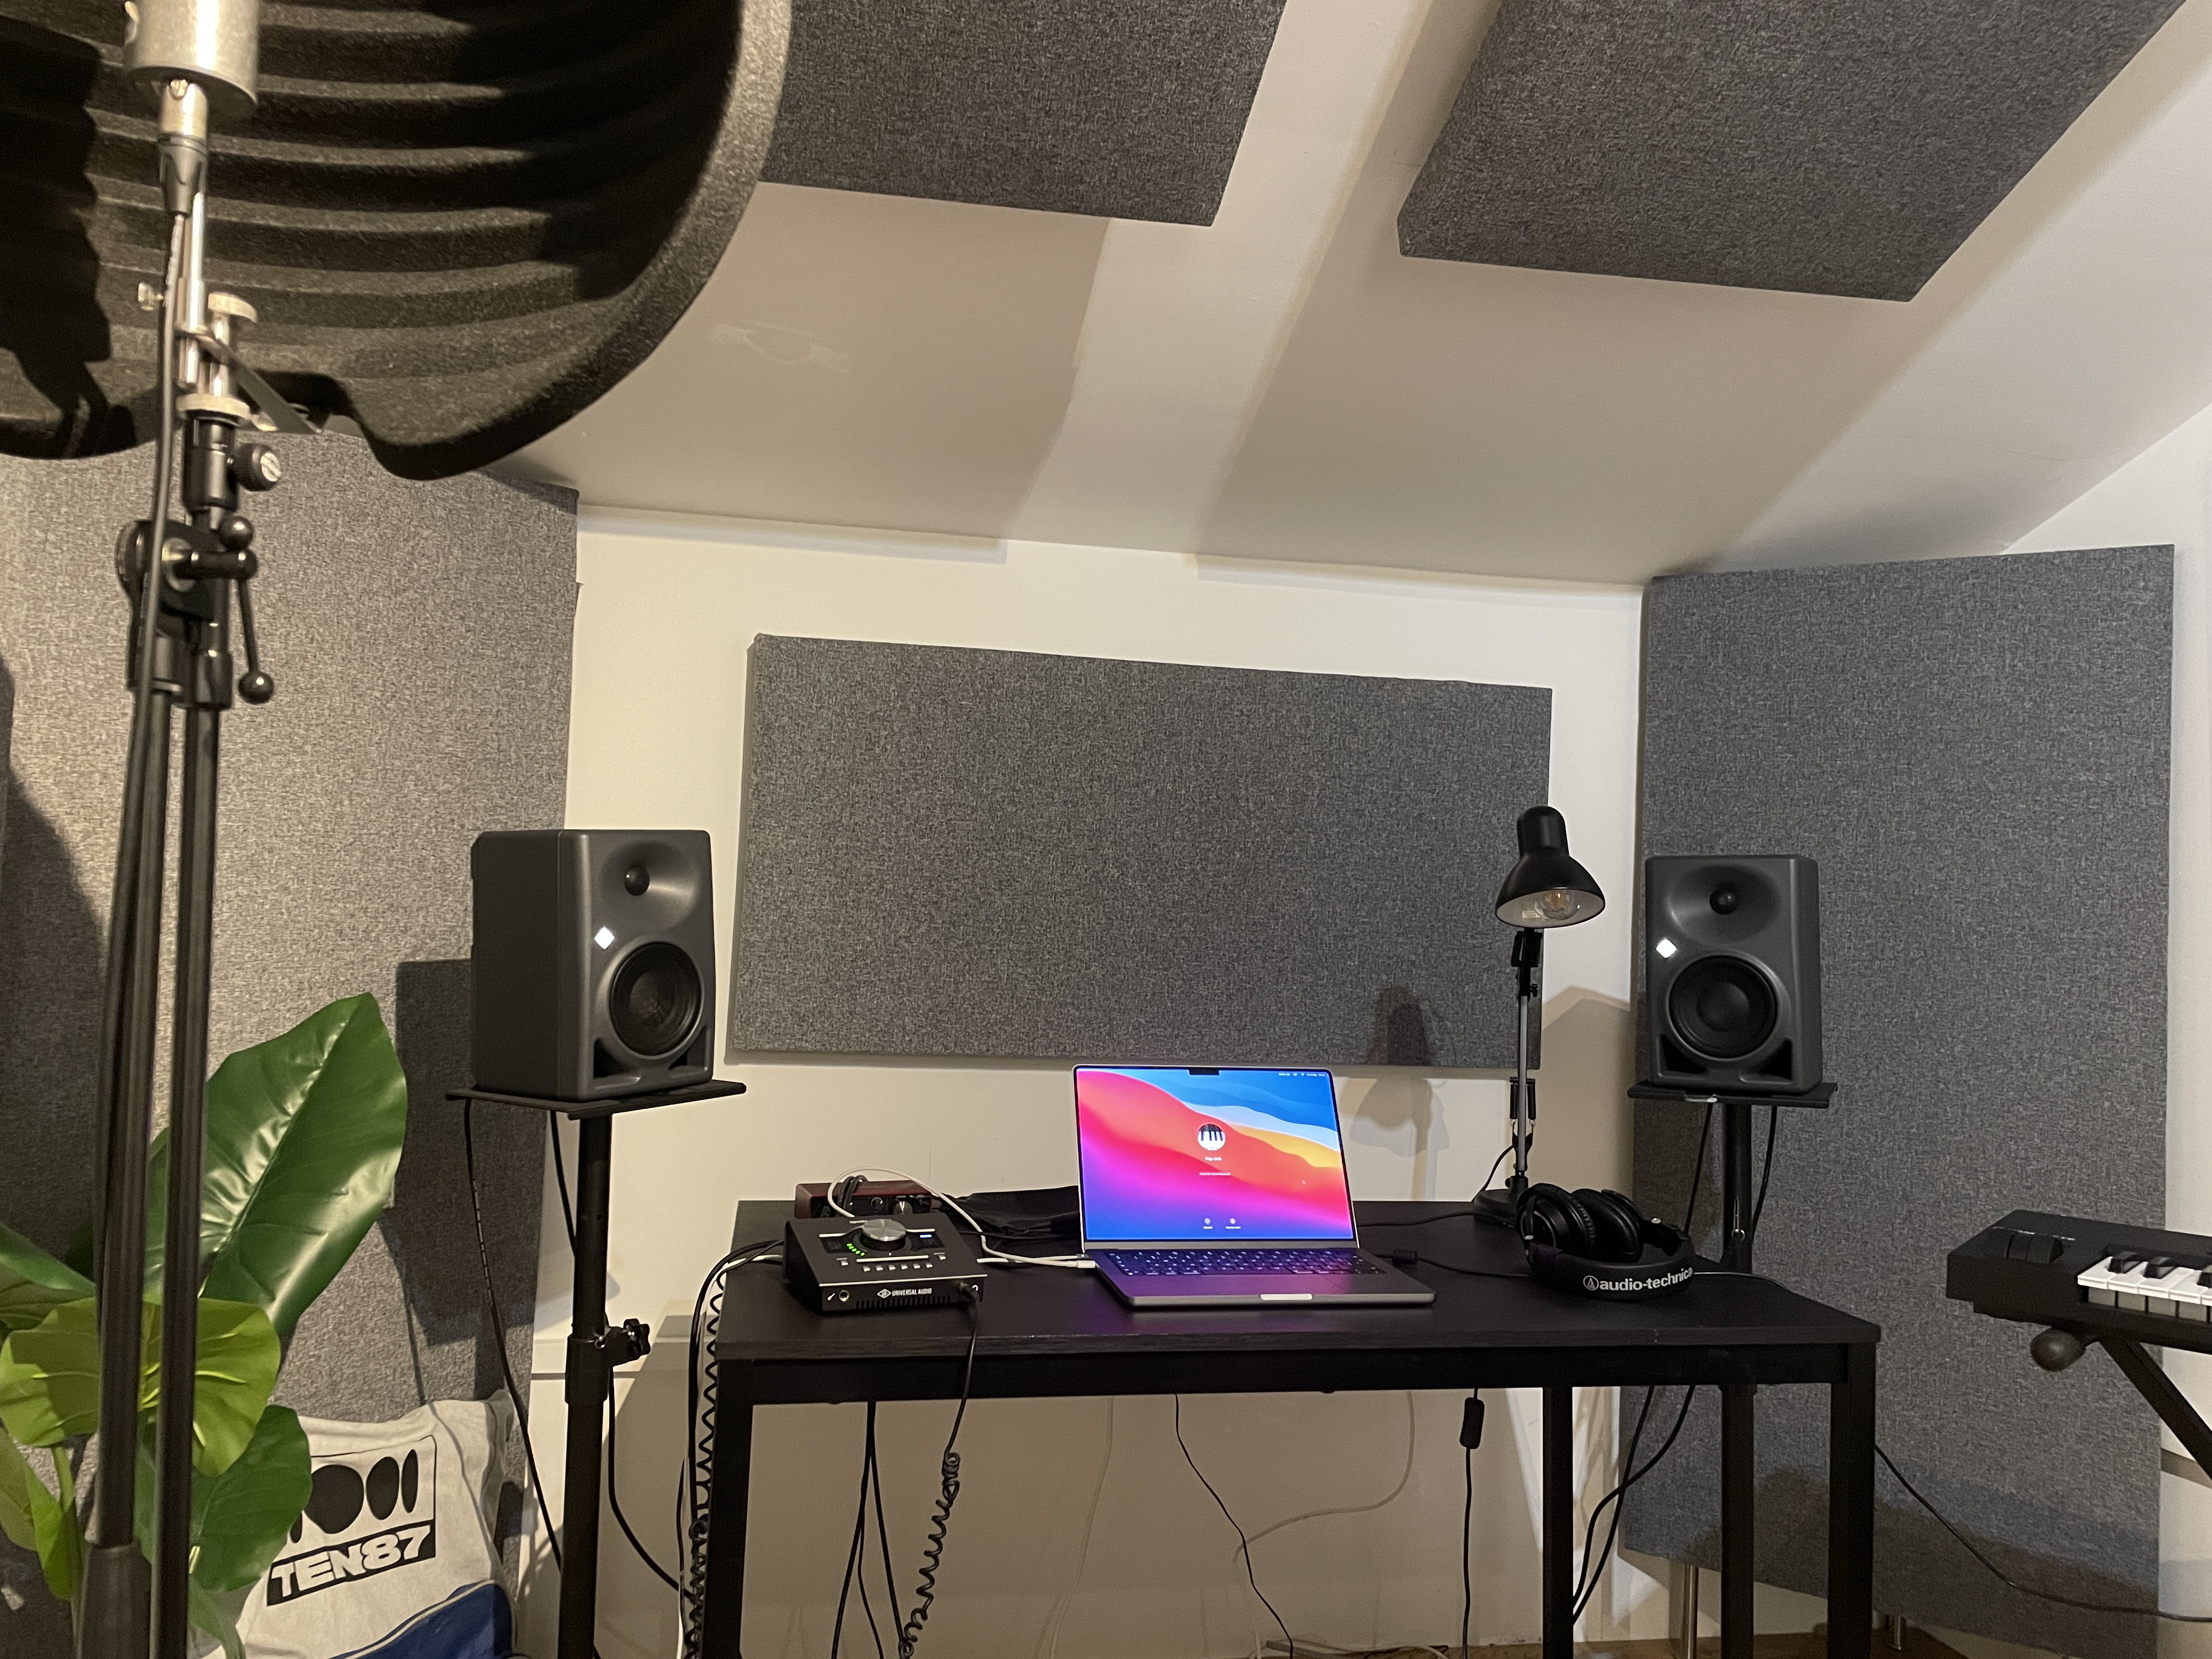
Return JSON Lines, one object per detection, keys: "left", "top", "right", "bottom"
{"left": 827, "top": 1167, "right": 1096, "bottom": 1269}
{"left": 1237, "top": 1392, "right": 1418, "bottom": 1555}
{"left": 1042, "top": 1398, "right": 1115, "bottom": 1659}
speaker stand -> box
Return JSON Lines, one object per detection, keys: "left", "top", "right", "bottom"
{"left": 1627, "top": 1081, "right": 1834, "bottom": 1272}
{"left": 447, "top": 1080, "right": 747, "bottom": 1659}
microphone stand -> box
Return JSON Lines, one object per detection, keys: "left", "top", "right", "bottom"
{"left": 78, "top": 74, "right": 284, "bottom": 1659}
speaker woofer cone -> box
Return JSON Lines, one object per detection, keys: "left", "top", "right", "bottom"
{"left": 1667, "top": 956, "right": 1778, "bottom": 1062}
{"left": 609, "top": 941, "right": 703, "bottom": 1059}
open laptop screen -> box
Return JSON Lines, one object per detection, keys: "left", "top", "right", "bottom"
{"left": 1074, "top": 1066, "right": 1357, "bottom": 1244}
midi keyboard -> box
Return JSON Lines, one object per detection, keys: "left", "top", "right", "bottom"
{"left": 1948, "top": 1209, "right": 2212, "bottom": 1355}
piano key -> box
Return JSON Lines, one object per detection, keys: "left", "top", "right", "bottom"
{"left": 2142, "top": 1260, "right": 2187, "bottom": 1316}
{"left": 2078, "top": 1254, "right": 2128, "bottom": 1306}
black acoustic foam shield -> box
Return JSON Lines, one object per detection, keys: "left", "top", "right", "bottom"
{"left": 0, "top": 0, "right": 789, "bottom": 477}
{"left": 760, "top": 0, "right": 1286, "bottom": 223}
{"left": 1400, "top": 0, "right": 2187, "bottom": 300}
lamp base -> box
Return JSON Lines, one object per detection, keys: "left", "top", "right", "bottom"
{"left": 1472, "top": 1184, "right": 1523, "bottom": 1229}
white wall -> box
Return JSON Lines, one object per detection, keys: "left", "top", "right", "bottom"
{"left": 2000, "top": 411, "right": 2212, "bottom": 1652}
{"left": 523, "top": 515, "right": 1655, "bottom": 1657}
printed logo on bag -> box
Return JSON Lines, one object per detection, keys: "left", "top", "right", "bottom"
{"left": 266, "top": 1435, "right": 438, "bottom": 1604}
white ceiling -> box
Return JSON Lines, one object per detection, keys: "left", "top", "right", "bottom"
{"left": 507, "top": 0, "right": 2212, "bottom": 585}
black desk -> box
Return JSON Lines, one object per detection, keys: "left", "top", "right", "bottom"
{"left": 699, "top": 1201, "right": 1878, "bottom": 1659}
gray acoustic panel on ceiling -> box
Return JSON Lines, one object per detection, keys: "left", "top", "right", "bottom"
{"left": 0, "top": 439, "right": 573, "bottom": 1652}
{"left": 761, "top": 0, "right": 1286, "bottom": 223}
{"left": 1400, "top": 0, "right": 2187, "bottom": 300}
{"left": 1624, "top": 549, "right": 2172, "bottom": 1658}
{"left": 729, "top": 636, "right": 1549, "bottom": 1065}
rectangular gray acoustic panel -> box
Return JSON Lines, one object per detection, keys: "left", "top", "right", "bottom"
{"left": 729, "top": 637, "right": 1549, "bottom": 1065}
{"left": 761, "top": 0, "right": 1286, "bottom": 223}
{"left": 1625, "top": 549, "right": 2172, "bottom": 1659}
{"left": 1401, "top": 0, "right": 2186, "bottom": 300}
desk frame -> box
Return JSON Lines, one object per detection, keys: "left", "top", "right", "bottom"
{"left": 695, "top": 1208, "right": 1876, "bottom": 1659}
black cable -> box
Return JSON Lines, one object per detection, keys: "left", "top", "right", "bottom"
{"left": 1460, "top": 1445, "right": 1473, "bottom": 1659}
{"left": 606, "top": 1391, "right": 680, "bottom": 1594}
{"left": 1749, "top": 1105, "right": 1780, "bottom": 1244}
{"left": 1875, "top": 1444, "right": 2212, "bottom": 1623}
{"left": 1363, "top": 1210, "right": 1478, "bottom": 1228}
{"left": 680, "top": 1239, "right": 777, "bottom": 1655}
{"left": 461, "top": 1104, "right": 563, "bottom": 1572}
{"left": 537, "top": 1121, "right": 680, "bottom": 1600}
{"left": 1173, "top": 1395, "right": 1295, "bottom": 1658}
{"left": 550, "top": 1116, "right": 577, "bottom": 1253}
{"left": 1570, "top": 1386, "right": 1655, "bottom": 1613}
{"left": 1389, "top": 1250, "right": 1525, "bottom": 1280}
{"left": 1681, "top": 1103, "right": 1714, "bottom": 1238}
{"left": 870, "top": 1405, "right": 905, "bottom": 1637}
{"left": 1481, "top": 1141, "right": 1512, "bottom": 1198}
{"left": 896, "top": 1288, "right": 983, "bottom": 1658}
{"left": 832, "top": 1419, "right": 870, "bottom": 1659}
{"left": 1568, "top": 1386, "right": 1699, "bottom": 1625}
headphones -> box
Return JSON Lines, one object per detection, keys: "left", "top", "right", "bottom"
{"left": 1515, "top": 1183, "right": 1695, "bottom": 1300}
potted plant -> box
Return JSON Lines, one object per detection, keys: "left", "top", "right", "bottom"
{"left": 0, "top": 993, "right": 409, "bottom": 1657}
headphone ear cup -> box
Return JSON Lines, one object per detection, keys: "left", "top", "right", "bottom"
{"left": 1517, "top": 1182, "right": 1596, "bottom": 1254}
{"left": 1573, "top": 1189, "right": 1646, "bottom": 1263}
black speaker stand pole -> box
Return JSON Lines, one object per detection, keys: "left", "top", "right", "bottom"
{"left": 1722, "top": 1100, "right": 1755, "bottom": 1273}
{"left": 448, "top": 1081, "right": 745, "bottom": 1658}
{"left": 1626, "top": 1081, "right": 1836, "bottom": 1274}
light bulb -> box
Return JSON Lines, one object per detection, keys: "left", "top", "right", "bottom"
{"left": 1534, "top": 888, "right": 1581, "bottom": 921}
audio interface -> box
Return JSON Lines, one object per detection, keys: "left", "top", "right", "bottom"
{"left": 784, "top": 1216, "right": 986, "bottom": 1314}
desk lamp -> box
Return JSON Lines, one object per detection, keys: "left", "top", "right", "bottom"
{"left": 1472, "top": 806, "right": 1605, "bottom": 1226}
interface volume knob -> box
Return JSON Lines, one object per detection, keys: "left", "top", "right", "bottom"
{"left": 849, "top": 1217, "right": 911, "bottom": 1254}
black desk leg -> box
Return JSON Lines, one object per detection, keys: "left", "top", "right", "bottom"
{"left": 1543, "top": 1387, "right": 1573, "bottom": 1659}
{"left": 698, "top": 1365, "right": 757, "bottom": 1658}
{"left": 1826, "top": 1342, "right": 1876, "bottom": 1659}
{"left": 1720, "top": 1384, "right": 1754, "bottom": 1659}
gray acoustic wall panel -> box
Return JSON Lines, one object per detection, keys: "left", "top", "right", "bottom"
{"left": 1624, "top": 549, "right": 2172, "bottom": 1658}
{"left": 730, "top": 636, "right": 1550, "bottom": 1065}
{"left": 761, "top": 0, "right": 1286, "bottom": 224}
{"left": 0, "top": 438, "right": 574, "bottom": 1652}
{"left": 1400, "top": 0, "right": 2186, "bottom": 300}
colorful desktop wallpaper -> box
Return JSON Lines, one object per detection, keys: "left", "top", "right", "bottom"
{"left": 1075, "top": 1067, "right": 1356, "bottom": 1242}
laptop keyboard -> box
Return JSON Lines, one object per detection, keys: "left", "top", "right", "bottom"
{"left": 1101, "top": 1248, "right": 1384, "bottom": 1278}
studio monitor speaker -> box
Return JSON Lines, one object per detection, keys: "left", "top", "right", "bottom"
{"left": 472, "top": 829, "right": 715, "bottom": 1102}
{"left": 1643, "top": 855, "right": 1821, "bottom": 1094}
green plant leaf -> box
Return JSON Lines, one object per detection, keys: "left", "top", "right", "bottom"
{"left": 189, "top": 1578, "right": 245, "bottom": 1659}
{"left": 189, "top": 1405, "right": 309, "bottom": 1593}
{"left": 146, "top": 995, "right": 407, "bottom": 1343}
{"left": 153, "top": 1301, "right": 281, "bottom": 1477}
{"left": 0, "top": 1298, "right": 279, "bottom": 1475}
{"left": 24, "top": 1444, "right": 81, "bottom": 1602}
{"left": 133, "top": 1409, "right": 306, "bottom": 1651}
{"left": 0, "top": 1222, "right": 93, "bottom": 1336}
{"left": 0, "top": 1302, "right": 101, "bottom": 1447}
{"left": 0, "top": 1431, "right": 36, "bottom": 1551}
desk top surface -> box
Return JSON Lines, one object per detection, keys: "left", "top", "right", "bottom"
{"left": 715, "top": 1200, "right": 1879, "bottom": 1364}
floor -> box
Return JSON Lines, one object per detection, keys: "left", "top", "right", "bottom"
{"left": 1336, "top": 1634, "right": 1965, "bottom": 1659}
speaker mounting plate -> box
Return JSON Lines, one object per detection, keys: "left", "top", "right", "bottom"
{"left": 1628, "top": 1079, "right": 1835, "bottom": 1110}
{"left": 447, "top": 1080, "right": 748, "bottom": 1121}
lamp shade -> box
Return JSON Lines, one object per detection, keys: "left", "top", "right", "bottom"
{"left": 1495, "top": 805, "right": 1605, "bottom": 927}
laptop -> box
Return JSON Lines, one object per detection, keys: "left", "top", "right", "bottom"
{"left": 1074, "top": 1065, "right": 1435, "bottom": 1308}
